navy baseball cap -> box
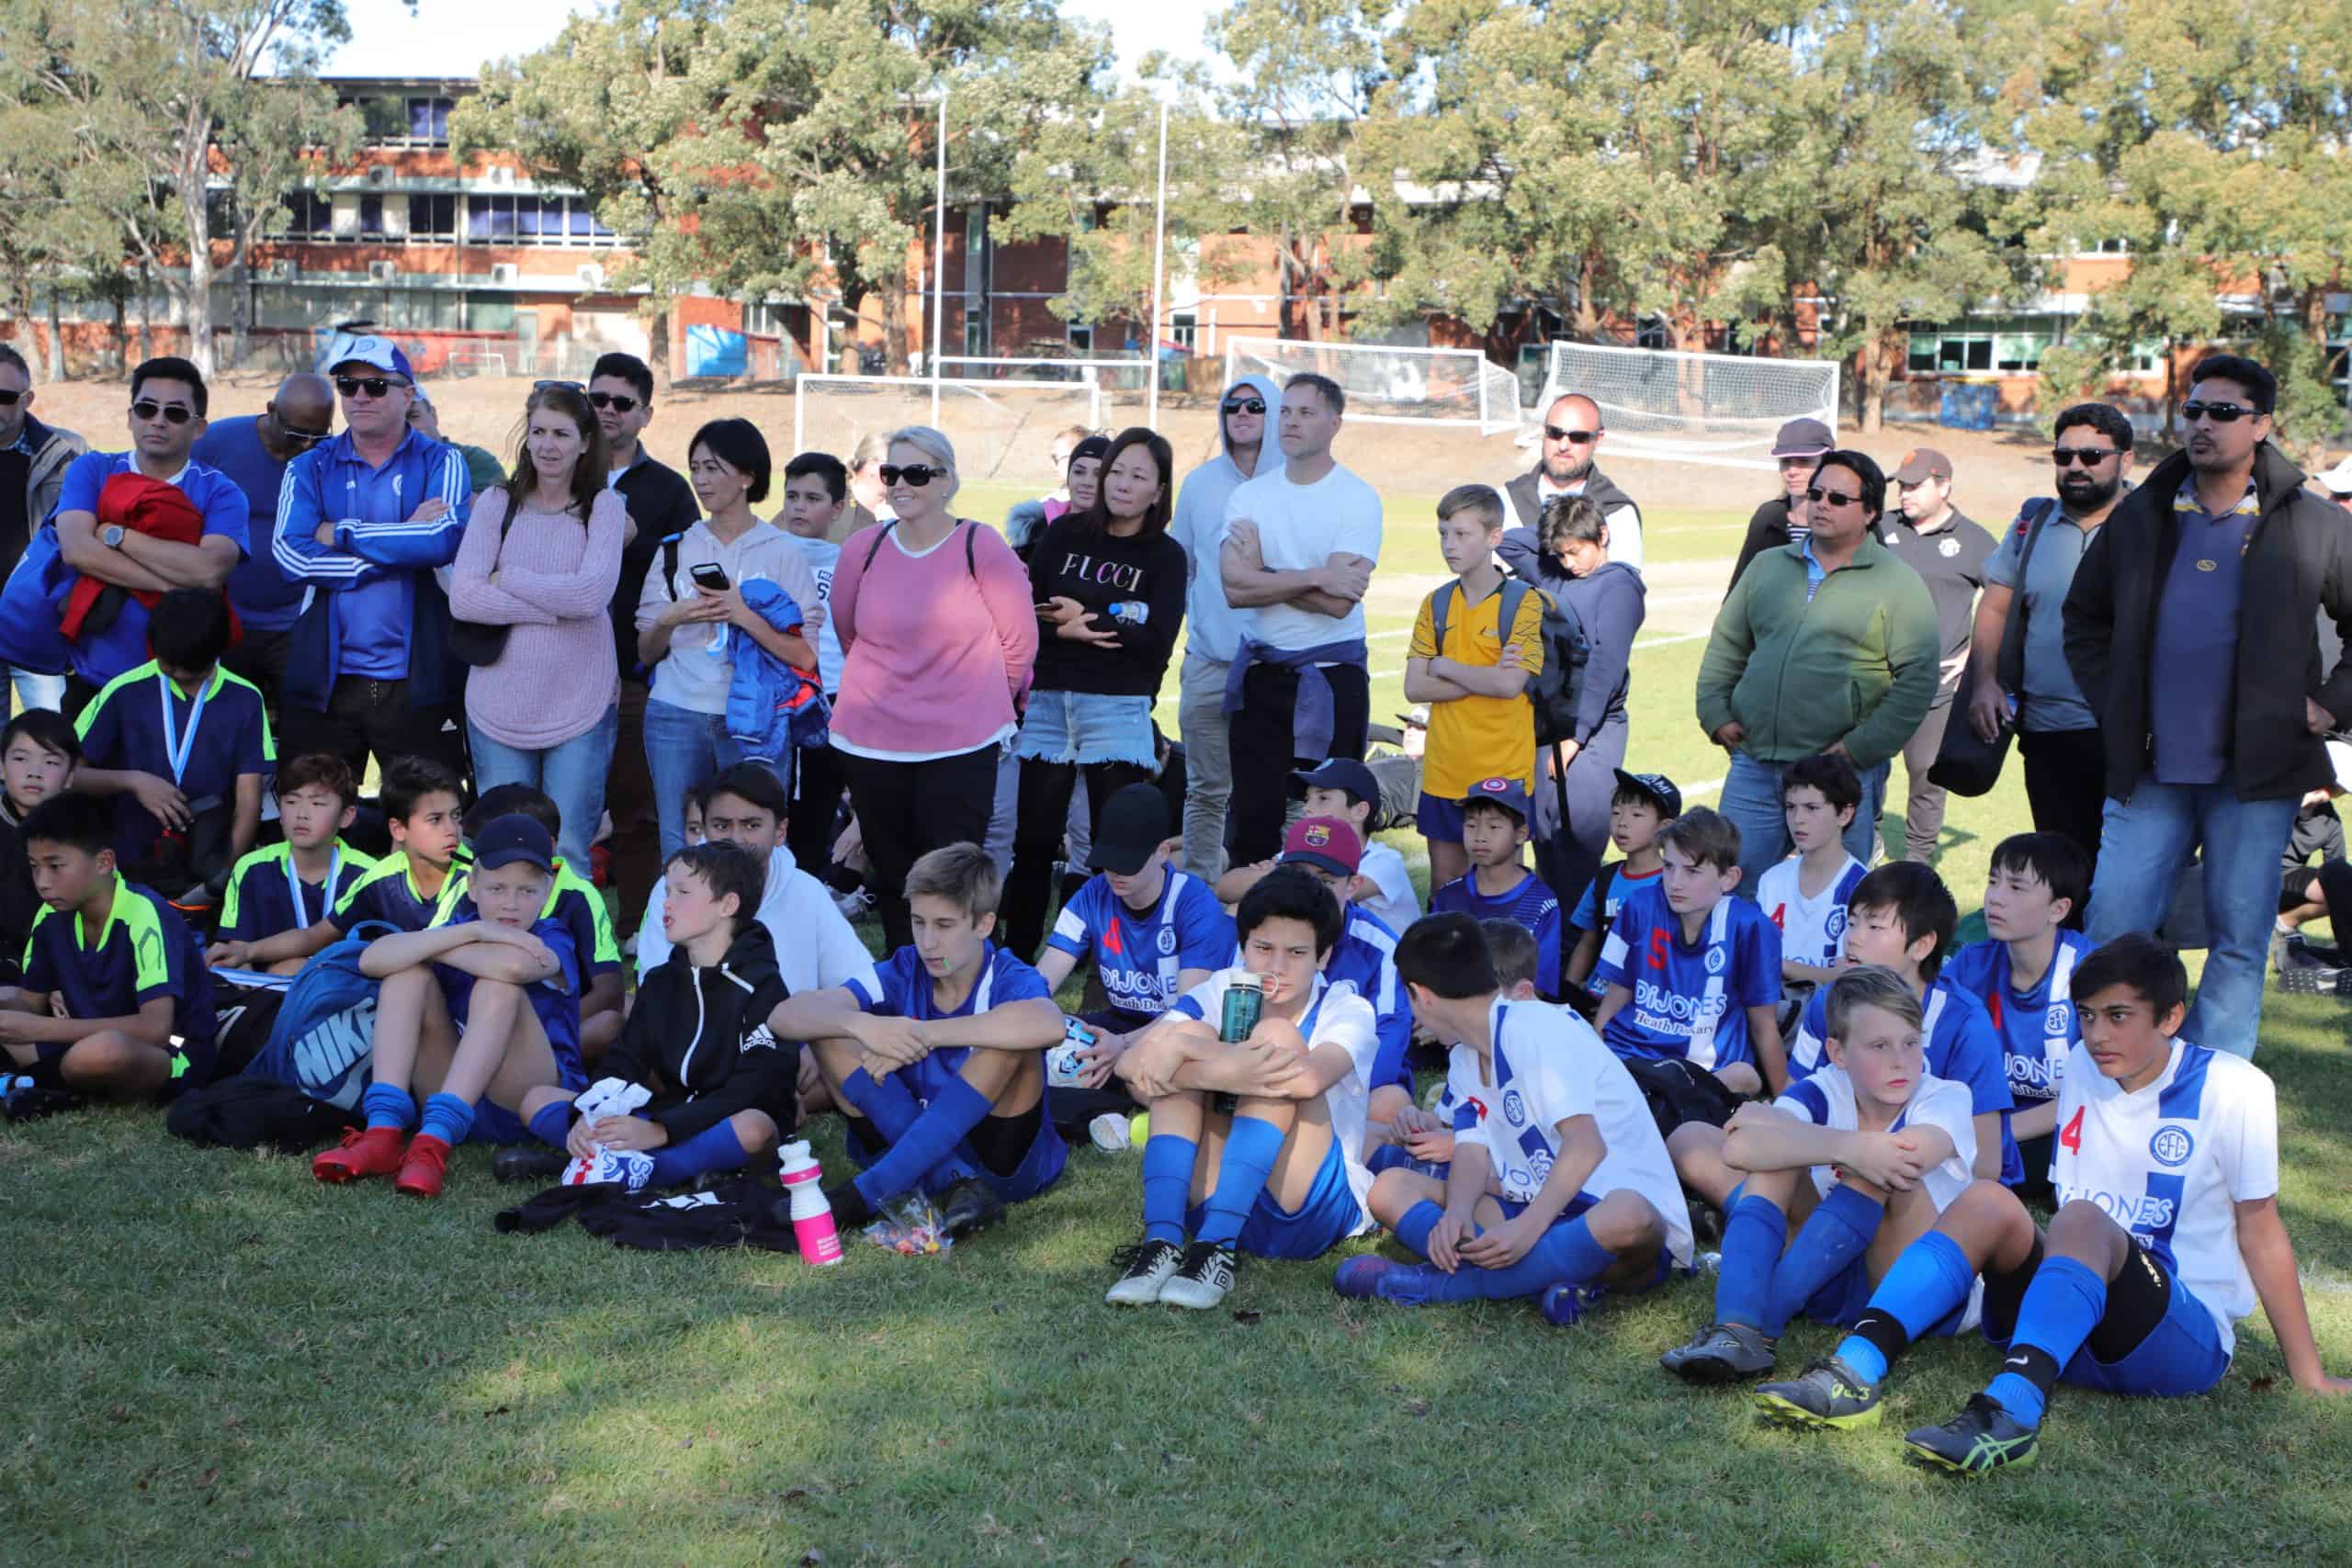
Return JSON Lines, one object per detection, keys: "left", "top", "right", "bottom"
{"left": 1611, "top": 769, "right": 1682, "bottom": 819}
{"left": 472, "top": 813, "right": 556, "bottom": 874}
{"left": 1091, "top": 783, "right": 1171, "bottom": 876}
{"left": 1290, "top": 757, "right": 1379, "bottom": 807}
{"left": 1459, "top": 775, "right": 1532, "bottom": 821}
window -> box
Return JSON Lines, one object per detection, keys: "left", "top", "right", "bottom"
{"left": 353, "top": 96, "right": 407, "bottom": 145}
{"left": 465, "top": 194, "right": 611, "bottom": 246}
{"left": 385, "top": 288, "right": 462, "bottom": 331}
{"left": 1170, "top": 311, "right": 1196, "bottom": 353}
{"left": 277, "top": 192, "right": 334, "bottom": 240}
{"left": 407, "top": 97, "right": 453, "bottom": 144}
{"left": 359, "top": 195, "right": 385, "bottom": 238}
{"left": 407, "top": 194, "right": 456, "bottom": 242}
{"left": 1906, "top": 318, "right": 2053, "bottom": 374}
{"left": 468, "top": 292, "right": 516, "bottom": 333}
{"left": 1067, "top": 322, "right": 1094, "bottom": 354}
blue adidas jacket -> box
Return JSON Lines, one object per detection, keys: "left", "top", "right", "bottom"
{"left": 725, "top": 579, "right": 827, "bottom": 759}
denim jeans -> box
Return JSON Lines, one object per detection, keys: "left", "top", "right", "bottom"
{"left": 1718, "top": 750, "right": 1890, "bottom": 897}
{"left": 469, "top": 704, "right": 619, "bottom": 870}
{"left": 642, "top": 699, "right": 784, "bottom": 862}
{"left": 2086, "top": 781, "right": 2299, "bottom": 1059}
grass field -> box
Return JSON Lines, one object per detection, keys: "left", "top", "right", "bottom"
{"left": 6, "top": 495, "right": 2351, "bottom": 1565}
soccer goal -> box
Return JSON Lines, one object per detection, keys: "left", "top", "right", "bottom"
{"left": 790, "top": 373, "right": 1108, "bottom": 491}
{"left": 1222, "top": 337, "right": 1524, "bottom": 435}
{"left": 1533, "top": 342, "right": 1840, "bottom": 470}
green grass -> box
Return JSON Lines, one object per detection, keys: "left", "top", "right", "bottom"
{"left": 6, "top": 502, "right": 2351, "bottom": 1564}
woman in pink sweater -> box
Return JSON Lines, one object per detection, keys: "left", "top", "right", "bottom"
{"left": 830, "top": 424, "right": 1037, "bottom": 948}
{"left": 447, "top": 383, "right": 627, "bottom": 868}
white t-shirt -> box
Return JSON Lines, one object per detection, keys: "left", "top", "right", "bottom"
{"left": 783, "top": 532, "right": 845, "bottom": 695}
{"left": 1173, "top": 967, "right": 1380, "bottom": 1225}
{"left": 1357, "top": 840, "right": 1420, "bottom": 936}
{"left": 2051, "top": 1038, "right": 2277, "bottom": 1355}
{"left": 1442, "top": 998, "right": 1694, "bottom": 1267}
{"left": 635, "top": 519, "right": 821, "bottom": 716}
{"left": 1757, "top": 852, "right": 1868, "bottom": 971}
{"left": 633, "top": 842, "right": 880, "bottom": 1003}
{"left": 1774, "top": 1065, "right": 1979, "bottom": 1213}
{"left": 1220, "top": 462, "right": 1384, "bottom": 649}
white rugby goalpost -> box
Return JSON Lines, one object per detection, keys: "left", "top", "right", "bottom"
{"left": 791, "top": 373, "right": 1110, "bottom": 489}
{"left": 1222, "top": 336, "right": 1524, "bottom": 435}
{"left": 1533, "top": 341, "right": 1840, "bottom": 470}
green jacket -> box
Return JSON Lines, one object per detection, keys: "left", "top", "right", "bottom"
{"left": 1695, "top": 535, "right": 1939, "bottom": 771}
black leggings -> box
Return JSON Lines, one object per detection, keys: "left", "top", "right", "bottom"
{"left": 1001, "top": 756, "right": 1148, "bottom": 960}
{"left": 840, "top": 743, "right": 1001, "bottom": 951}
{"left": 787, "top": 731, "right": 851, "bottom": 885}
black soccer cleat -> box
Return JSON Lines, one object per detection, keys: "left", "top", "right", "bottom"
{"left": 1660, "top": 1321, "right": 1777, "bottom": 1382}
{"left": 936, "top": 1178, "right": 1007, "bottom": 1241}
{"left": 1903, "top": 1393, "right": 2041, "bottom": 1475}
{"left": 492, "top": 1145, "right": 570, "bottom": 1185}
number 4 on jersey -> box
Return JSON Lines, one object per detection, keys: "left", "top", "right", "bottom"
{"left": 2059, "top": 1107, "right": 2085, "bottom": 1155}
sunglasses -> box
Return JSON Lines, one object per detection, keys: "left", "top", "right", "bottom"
{"left": 1804, "top": 486, "right": 1861, "bottom": 508}
{"left": 879, "top": 464, "right": 944, "bottom": 487}
{"left": 586, "top": 390, "right": 639, "bottom": 412}
{"left": 1543, "top": 424, "right": 1600, "bottom": 445}
{"left": 2051, "top": 446, "right": 2120, "bottom": 467}
{"left": 1222, "top": 398, "right": 1266, "bottom": 416}
{"left": 130, "top": 400, "right": 195, "bottom": 424}
{"left": 334, "top": 376, "right": 404, "bottom": 400}
{"left": 2181, "top": 400, "right": 2258, "bottom": 424}
{"left": 0, "top": 389, "right": 21, "bottom": 408}
{"left": 281, "top": 423, "right": 333, "bottom": 446}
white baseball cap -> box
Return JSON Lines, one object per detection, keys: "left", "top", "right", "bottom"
{"left": 2315, "top": 456, "right": 2352, "bottom": 495}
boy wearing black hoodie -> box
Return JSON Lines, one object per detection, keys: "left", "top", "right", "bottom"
{"left": 514, "top": 840, "right": 794, "bottom": 1191}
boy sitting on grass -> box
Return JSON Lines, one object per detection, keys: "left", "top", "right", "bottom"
{"left": 0, "top": 794, "right": 220, "bottom": 1100}
{"left": 1754, "top": 751, "right": 1869, "bottom": 1017}
{"left": 1939, "top": 832, "right": 2095, "bottom": 1194}
{"left": 207, "top": 753, "right": 375, "bottom": 975}
{"left": 1368, "top": 918, "right": 1546, "bottom": 1182}
{"left": 1564, "top": 771, "right": 1678, "bottom": 1002}
{"left": 1754, "top": 934, "right": 2350, "bottom": 1472}
{"left": 1333, "top": 912, "right": 1690, "bottom": 1320}
{"left": 1430, "top": 776, "right": 1563, "bottom": 998}
{"left": 516, "top": 840, "right": 792, "bottom": 1192}
{"left": 0, "top": 711, "right": 78, "bottom": 987}
{"left": 768, "top": 842, "right": 1068, "bottom": 1244}
{"left": 311, "top": 815, "right": 582, "bottom": 1198}
{"left": 442, "top": 784, "right": 624, "bottom": 1060}
{"left": 323, "top": 758, "right": 468, "bottom": 937}
{"left": 1659, "top": 964, "right": 1978, "bottom": 1382}
{"left": 72, "top": 588, "right": 272, "bottom": 890}
{"left": 1592, "top": 807, "right": 1786, "bottom": 1097}
{"left": 1211, "top": 758, "right": 1420, "bottom": 937}
{"left": 1264, "top": 816, "right": 1413, "bottom": 1122}
{"left": 1102, "top": 866, "right": 1383, "bottom": 1309}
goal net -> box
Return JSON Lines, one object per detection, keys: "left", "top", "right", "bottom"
{"left": 790, "top": 374, "right": 1109, "bottom": 491}
{"left": 1222, "top": 337, "right": 1522, "bottom": 435}
{"left": 1534, "top": 343, "right": 1840, "bottom": 469}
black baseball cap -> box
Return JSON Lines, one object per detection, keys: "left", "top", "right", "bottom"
{"left": 1611, "top": 770, "right": 1682, "bottom": 819}
{"left": 1091, "top": 784, "right": 1171, "bottom": 876}
{"left": 472, "top": 813, "right": 556, "bottom": 874}
{"left": 1290, "top": 757, "right": 1378, "bottom": 807}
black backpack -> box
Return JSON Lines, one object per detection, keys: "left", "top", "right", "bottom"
{"left": 1427, "top": 577, "right": 1588, "bottom": 747}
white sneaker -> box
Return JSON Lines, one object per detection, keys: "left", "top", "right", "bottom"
{"left": 1090, "top": 1111, "right": 1136, "bottom": 1153}
{"left": 1157, "top": 1240, "right": 1237, "bottom": 1309}
{"left": 1103, "top": 1237, "right": 1185, "bottom": 1305}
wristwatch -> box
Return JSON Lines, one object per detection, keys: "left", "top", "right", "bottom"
{"left": 100, "top": 524, "right": 126, "bottom": 548}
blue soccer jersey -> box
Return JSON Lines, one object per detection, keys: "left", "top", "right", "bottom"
{"left": 22, "top": 874, "right": 220, "bottom": 1087}
{"left": 433, "top": 912, "right": 583, "bottom": 1085}
{"left": 437, "top": 859, "right": 620, "bottom": 984}
{"left": 48, "top": 452, "right": 251, "bottom": 686}
{"left": 333, "top": 855, "right": 465, "bottom": 934}
{"left": 1788, "top": 974, "right": 2020, "bottom": 1182}
{"left": 218, "top": 840, "right": 375, "bottom": 946}
{"left": 1046, "top": 868, "right": 1235, "bottom": 1021}
{"left": 1592, "top": 884, "right": 1781, "bottom": 1071}
{"left": 1432, "top": 866, "right": 1563, "bottom": 997}
{"left": 1568, "top": 859, "right": 1662, "bottom": 998}
{"left": 74, "top": 661, "right": 274, "bottom": 865}
{"left": 1940, "top": 931, "right": 2095, "bottom": 1122}
{"left": 848, "top": 942, "right": 1055, "bottom": 1104}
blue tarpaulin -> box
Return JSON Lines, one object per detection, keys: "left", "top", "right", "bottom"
{"left": 686, "top": 325, "right": 749, "bottom": 378}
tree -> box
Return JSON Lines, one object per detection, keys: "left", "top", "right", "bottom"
{"left": 214, "top": 76, "right": 360, "bottom": 368}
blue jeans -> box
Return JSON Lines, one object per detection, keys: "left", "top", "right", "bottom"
{"left": 641, "top": 699, "right": 786, "bottom": 861}
{"left": 1718, "top": 750, "right": 1889, "bottom": 897}
{"left": 2086, "top": 781, "right": 2298, "bottom": 1059}
{"left": 469, "top": 704, "right": 619, "bottom": 871}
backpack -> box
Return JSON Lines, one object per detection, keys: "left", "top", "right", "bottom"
{"left": 1427, "top": 577, "right": 1588, "bottom": 747}
{"left": 241, "top": 924, "right": 394, "bottom": 1110}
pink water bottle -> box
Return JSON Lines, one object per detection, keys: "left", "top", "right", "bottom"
{"left": 778, "top": 1140, "right": 842, "bottom": 1266}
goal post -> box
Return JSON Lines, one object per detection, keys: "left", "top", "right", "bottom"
{"left": 1534, "top": 342, "right": 1840, "bottom": 470}
{"left": 789, "top": 373, "right": 1107, "bottom": 490}
{"left": 1222, "top": 337, "right": 1523, "bottom": 435}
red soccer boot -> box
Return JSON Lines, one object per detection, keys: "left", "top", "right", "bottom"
{"left": 393, "top": 1133, "right": 454, "bottom": 1198}
{"left": 312, "top": 1126, "right": 408, "bottom": 1184}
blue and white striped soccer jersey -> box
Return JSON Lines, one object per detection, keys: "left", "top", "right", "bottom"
{"left": 1776, "top": 1066, "right": 1980, "bottom": 1213}
{"left": 1592, "top": 883, "right": 1781, "bottom": 1071}
{"left": 1046, "top": 869, "right": 1235, "bottom": 1022}
{"left": 1787, "top": 976, "right": 2018, "bottom": 1182}
{"left": 1756, "top": 852, "right": 1868, "bottom": 971}
{"left": 1941, "top": 931, "right": 2096, "bottom": 1130}
{"left": 1231, "top": 903, "right": 1410, "bottom": 1092}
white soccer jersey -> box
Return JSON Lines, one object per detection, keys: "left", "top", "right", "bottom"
{"left": 2050, "top": 1038, "right": 2277, "bottom": 1355}
{"left": 1773, "top": 1066, "right": 1979, "bottom": 1213}
{"left": 1174, "top": 967, "right": 1382, "bottom": 1226}
{"left": 1442, "top": 998, "right": 1694, "bottom": 1267}
{"left": 1757, "top": 852, "right": 1867, "bottom": 972}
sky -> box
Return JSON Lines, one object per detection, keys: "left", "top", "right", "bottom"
{"left": 323, "top": 0, "right": 1221, "bottom": 81}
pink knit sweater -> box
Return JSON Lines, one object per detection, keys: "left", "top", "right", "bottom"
{"left": 830, "top": 519, "right": 1037, "bottom": 758}
{"left": 447, "top": 486, "right": 627, "bottom": 748}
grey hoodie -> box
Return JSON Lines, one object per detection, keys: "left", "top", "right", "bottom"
{"left": 1168, "top": 372, "right": 1282, "bottom": 663}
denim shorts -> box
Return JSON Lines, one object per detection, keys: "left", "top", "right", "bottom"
{"left": 1012, "top": 689, "right": 1157, "bottom": 767}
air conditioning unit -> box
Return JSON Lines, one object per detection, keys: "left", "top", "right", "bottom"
{"left": 264, "top": 259, "right": 296, "bottom": 282}
{"left": 367, "top": 260, "right": 398, "bottom": 284}
{"left": 488, "top": 166, "right": 514, "bottom": 188}
{"left": 489, "top": 263, "right": 520, "bottom": 285}
{"left": 575, "top": 263, "right": 605, "bottom": 289}
{"left": 366, "top": 165, "right": 390, "bottom": 186}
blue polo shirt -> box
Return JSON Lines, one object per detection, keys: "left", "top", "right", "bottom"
{"left": 2148, "top": 477, "right": 2259, "bottom": 784}
{"left": 74, "top": 661, "right": 274, "bottom": 863}
{"left": 435, "top": 859, "right": 620, "bottom": 984}
{"left": 433, "top": 910, "right": 582, "bottom": 1085}
{"left": 22, "top": 874, "right": 219, "bottom": 1086}
{"left": 48, "top": 452, "right": 251, "bottom": 686}
{"left": 218, "top": 839, "right": 375, "bottom": 945}
{"left": 1432, "top": 866, "right": 1563, "bottom": 997}
{"left": 331, "top": 853, "right": 464, "bottom": 934}
{"left": 189, "top": 416, "right": 306, "bottom": 634}
{"left": 272, "top": 428, "right": 470, "bottom": 679}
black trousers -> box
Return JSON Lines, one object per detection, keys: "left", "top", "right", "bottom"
{"left": 1001, "top": 755, "right": 1149, "bottom": 961}
{"left": 787, "top": 721, "right": 852, "bottom": 893}
{"left": 2018, "top": 726, "right": 2108, "bottom": 874}
{"left": 840, "top": 742, "right": 1001, "bottom": 951}
{"left": 279, "top": 676, "right": 471, "bottom": 794}
{"left": 1226, "top": 661, "right": 1370, "bottom": 867}
{"left": 221, "top": 625, "right": 294, "bottom": 738}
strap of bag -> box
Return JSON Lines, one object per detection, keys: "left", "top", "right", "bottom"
{"left": 1994, "top": 496, "right": 2061, "bottom": 697}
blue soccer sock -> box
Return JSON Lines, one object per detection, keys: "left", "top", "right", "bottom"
{"left": 1760, "top": 1183, "right": 1883, "bottom": 1337}
{"left": 362, "top": 1083, "right": 416, "bottom": 1134}
{"left": 1408, "top": 1212, "right": 1617, "bottom": 1303}
{"left": 650, "top": 1119, "right": 753, "bottom": 1187}
{"left": 851, "top": 1076, "right": 994, "bottom": 1208}
{"left": 1833, "top": 1229, "right": 1976, "bottom": 1384}
{"left": 1394, "top": 1200, "right": 1443, "bottom": 1260}
{"left": 1193, "top": 1115, "right": 1287, "bottom": 1247}
{"left": 526, "top": 1100, "right": 574, "bottom": 1149}
{"left": 418, "top": 1091, "right": 475, "bottom": 1146}
{"left": 1713, "top": 1190, "right": 1789, "bottom": 1331}
{"left": 839, "top": 1066, "right": 924, "bottom": 1144}
{"left": 1140, "top": 1134, "right": 1197, "bottom": 1246}
{"left": 1984, "top": 1257, "right": 2106, "bottom": 1428}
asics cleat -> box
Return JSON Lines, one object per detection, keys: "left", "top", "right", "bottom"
{"left": 1754, "top": 1354, "right": 1884, "bottom": 1430}
{"left": 1903, "top": 1393, "right": 2041, "bottom": 1475}
{"left": 1660, "top": 1321, "right": 1778, "bottom": 1382}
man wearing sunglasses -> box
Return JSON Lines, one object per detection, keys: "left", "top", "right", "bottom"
{"left": 1170, "top": 371, "right": 1281, "bottom": 878}
{"left": 1498, "top": 391, "right": 1644, "bottom": 573}
{"left": 45, "top": 356, "right": 247, "bottom": 716}
{"left": 270, "top": 333, "right": 473, "bottom": 784}
{"left": 2063, "top": 353, "right": 2352, "bottom": 1060}
{"left": 0, "top": 344, "right": 86, "bottom": 716}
